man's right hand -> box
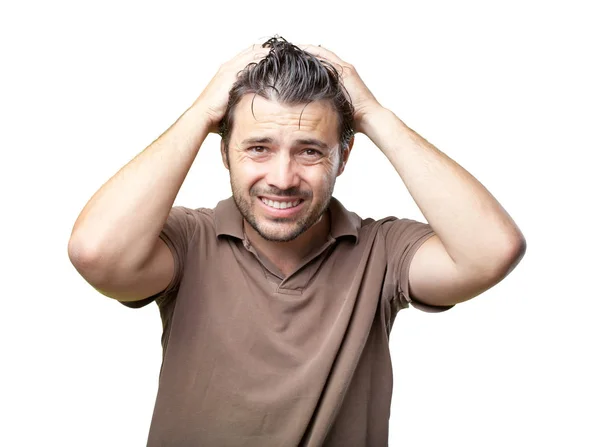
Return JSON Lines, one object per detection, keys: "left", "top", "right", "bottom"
{"left": 193, "top": 45, "right": 270, "bottom": 133}
{"left": 68, "top": 43, "right": 269, "bottom": 303}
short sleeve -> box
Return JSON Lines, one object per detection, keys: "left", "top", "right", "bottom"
{"left": 381, "top": 218, "right": 453, "bottom": 314}
{"left": 119, "top": 206, "right": 199, "bottom": 309}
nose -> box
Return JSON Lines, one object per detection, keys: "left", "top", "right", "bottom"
{"left": 265, "top": 152, "right": 301, "bottom": 191}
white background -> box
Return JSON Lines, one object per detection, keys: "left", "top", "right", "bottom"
{"left": 1, "top": 0, "right": 598, "bottom": 445}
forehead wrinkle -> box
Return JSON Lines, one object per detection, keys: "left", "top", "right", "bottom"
{"left": 251, "top": 95, "right": 332, "bottom": 124}
{"left": 232, "top": 95, "right": 338, "bottom": 144}
{"left": 263, "top": 115, "right": 321, "bottom": 131}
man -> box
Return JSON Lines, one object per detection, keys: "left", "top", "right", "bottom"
{"left": 68, "top": 37, "right": 526, "bottom": 446}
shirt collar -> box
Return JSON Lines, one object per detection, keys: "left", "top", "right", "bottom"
{"left": 214, "top": 196, "right": 361, "bottom": 243}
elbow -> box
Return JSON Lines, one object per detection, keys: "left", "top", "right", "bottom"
{"left": 68, "top": 234, "right": 99, "bottom": 267}
{"left": 68, "top": 236, "right": 111, "bottom": 286}
{"left": 467, "top": 232, "right": 527, "bottom": 284}
{"left": 509, "top": 233, "right": 527, "bottom": 270}
{"left": 492, "top": 232, "right": 527, "bottom": 280}
{"left": 68, "top": 236, "right": 91, "bottom": 271}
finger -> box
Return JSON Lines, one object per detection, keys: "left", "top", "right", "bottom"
{"left": 229, "top": 45, "right": 269, "bottom": 68}
{"left": 249, "top": 44, "right": 270, "bottom": 60}
{"left": 247, "top": 43, "right": 269, "bottom": 53}
{"left": 298, "top": 44, "right": 345, "bottom": 64}
{"left": 296, "top": 44, "right": 352, "bottom": 80}
{"left": 232, "top": 43, "right": 269, "bottom": 60}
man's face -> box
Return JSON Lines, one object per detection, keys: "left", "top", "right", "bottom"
{"left": 222, "top": 94, "right": 350, "bottom": 242}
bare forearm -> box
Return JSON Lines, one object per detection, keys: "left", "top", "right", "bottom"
{"left": 363, "top": 107, "right": 525, "bottom": 273}
{"left": 69, "top": 102, "right": 211, "bottom": 270}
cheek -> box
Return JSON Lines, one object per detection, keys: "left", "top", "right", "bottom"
{"left": 230, "top": 161, "right": 266, "bottom": 188}
{"left": 305, "top": 166, "right": 337, "bottom": 192}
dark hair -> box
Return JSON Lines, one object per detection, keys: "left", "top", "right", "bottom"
{"left": 219, "top": 36, "right": 354, "bottom": 153}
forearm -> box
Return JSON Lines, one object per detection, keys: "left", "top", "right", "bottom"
{"left": 69, "top": 102, "right": 211, "bottom": 271}
{"left": 363, "top": 107, "right": 525, "bottom": 274}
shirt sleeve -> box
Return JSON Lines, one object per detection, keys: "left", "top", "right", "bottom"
{"left": 119, "top": 206, "right": 199, "bottom": 309}
{"left": 381, "top": 217, "right": 454, "bottom": 314}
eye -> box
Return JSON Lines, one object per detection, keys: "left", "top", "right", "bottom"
{"left": 302, "top": 148, "right": 322, "bottom": 157}
{"left": 248, "top": 146, "right": 268, "bottom": 154}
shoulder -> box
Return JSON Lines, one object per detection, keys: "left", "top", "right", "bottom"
{"left": 167, "top": 206, "right": 217, "bottom": 232}
{"left": 328, "top": 198, "right": 431, "bottom": 247}
{"left": 170, "top": 205, "right": 215, "bottom": 221}
{"left": 359, "top": 214, "right": 432, "bottom": 243}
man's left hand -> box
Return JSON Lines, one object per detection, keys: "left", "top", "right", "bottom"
{"left": 301, "top": 45, "right": 383, "bottom": 134}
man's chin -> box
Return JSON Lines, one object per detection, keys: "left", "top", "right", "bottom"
{"left": 254, "top": 223, "right": 305, "bottom": 243}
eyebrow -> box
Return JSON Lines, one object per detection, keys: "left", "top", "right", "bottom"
{"left": 295, "top": 138, "right": 329, "bottom": 150}
{"left": 240, "top": 137, "right": 329, "bottom": 149}
{"left": 241, "top": 137, "right": 274, "bottom": 146}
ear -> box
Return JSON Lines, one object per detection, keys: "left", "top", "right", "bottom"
{"left": 336, "top": 136, "right": 354, "bottom": 176}
{"left": 220, "top": 140, "right": 230, "bottom": 170}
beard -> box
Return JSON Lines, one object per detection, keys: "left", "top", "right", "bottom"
{"left": 231, "top": 180, "right": 335, "bottom": 243}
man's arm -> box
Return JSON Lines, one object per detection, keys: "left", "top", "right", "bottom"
{"left": 305, "top": 45, "right": 526, "bottom": 307}
{"left": 68, "top": 45, "right": 269, "bottom": 302}
{"left": 363, "top": 110, "right": 526, "bottom": 307}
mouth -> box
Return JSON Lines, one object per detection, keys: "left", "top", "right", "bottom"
{"left": 257, "top": 196, "right": 305, "bottom": 216}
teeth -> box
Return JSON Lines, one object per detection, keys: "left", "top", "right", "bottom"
{"left": 261, "top": 198, "right": 301, "bottom": 209}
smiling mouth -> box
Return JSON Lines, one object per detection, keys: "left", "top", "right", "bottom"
{"left": 259, "top": 197, "right": 303, "bottom": 210}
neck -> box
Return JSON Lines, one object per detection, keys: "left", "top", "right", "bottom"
{"left": 243, "top": 212, "right": 330, "bottom": 275}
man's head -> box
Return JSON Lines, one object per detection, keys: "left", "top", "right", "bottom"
{"left": 219, "top": 37, "right": 355, "bottom": 243}
{"left": 219, "top": 37, "right": 354, "bottom": 156}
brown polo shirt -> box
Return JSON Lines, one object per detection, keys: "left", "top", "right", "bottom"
{"left": 121, "top": 197, "right": 451, "bottom": 446}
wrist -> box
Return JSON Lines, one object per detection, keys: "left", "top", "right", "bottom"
{"left": 186, "top": 99, "right": 222, "bottom": 133}
{"left": 165, "top": 102, "right": 214, "bottom": 147}
{"left": 356, "top": 105, "right": 394, "bottom": 136}
{"left": 360, "top": 107, "right": 415, "bottom": 157}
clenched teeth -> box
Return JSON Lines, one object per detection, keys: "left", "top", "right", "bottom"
{"left": 261, "top": 198, "right": 301, "bottom": 209}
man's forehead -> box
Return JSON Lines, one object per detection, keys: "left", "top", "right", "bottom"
{"left": 232, "top": 94, "right": 338, "bottom": 133}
